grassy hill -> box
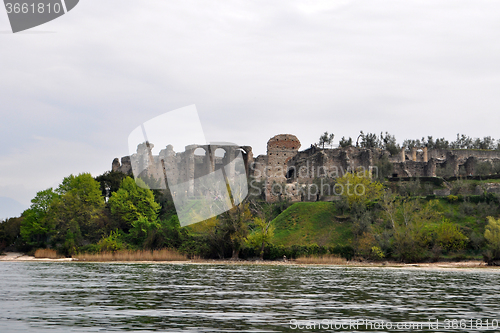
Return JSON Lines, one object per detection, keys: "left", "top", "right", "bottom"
{"left": 272, "top": 202, "right": 353, "bottom": 247}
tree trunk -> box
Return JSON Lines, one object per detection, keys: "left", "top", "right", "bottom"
{"left": 260, "top": 242, "right": 265, "bottom": 260}
{"left": 231, "top": 248, "right": 239, "bottom": 260}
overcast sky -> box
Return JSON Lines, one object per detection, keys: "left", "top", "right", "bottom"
{"left": 1, "top": 0, "right": 500, "bottom": 218}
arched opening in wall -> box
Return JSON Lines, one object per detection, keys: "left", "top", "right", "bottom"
{"left": 214, "top": 148, "right": 227, "bottom": 170}
{"left": 215, "top": 148, "right": 226, "bottom": 158}
{"left": 194, "top": 148, "right": 206, "bottom": 156}
{"left": 237, "top": 148, "right": 249, "bottom": 175}
{"left": 193, "top": 147, "right": 209, "bottom": 180}
{"left": 286, "top": 167, "right": 296, "bottom": 180}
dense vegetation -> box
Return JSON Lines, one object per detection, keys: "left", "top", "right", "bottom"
{"left": 337, "top": 131, "right": 500, "bottom": 152}
{"left": 1, "top": 168, "right": 499, "bottom": 264}
{"left": 1, "top": 131, "right": 500, "bottom": 263}
{"left": 0, "top": 171, "right": 292, "bottom": 260}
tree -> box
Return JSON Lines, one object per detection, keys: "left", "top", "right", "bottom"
{"left": 146, "top": 215, "right": 187, "bottom": 249}
{"left": 380, "top": 132, "right": 399, "bottom": 156}
{"left": 95, "top": 171, "right": 128, "bottom": 199}
{"left": 484, "top": 216, "right": 500, "bottom": 262}
{"left": 335, "top": 169, "right": 384, "bottom": 206}
{"left": 374, "top": 155, "right": 393, "bottom": 181}
{"left": 247, "top": 217, "right": 274, "bottom": 260}
{"left": 359, "top": 131, "right": 381, "bottom": 149}
{"left": 434, "top": 220, "right": 468, "bottom": 252}
{"left": 56, "top": 173, "right": 104, "bottom": 206}
{"left": 339, "top": 136, "right": 353, "bottom": 148}
{"left": 108, "top": 177, "right": 160, "bottom": 233}
{"left": 402, "top": 139, "right": 421, "bottom": 150}
{"left": 247, "top": 200, "right": 280, "bottom": 259}
{"left": 424, "top": 136, "right": 449, "bottom": 149}
{"left": 382, "top": 195, "right": 441, "bottom": 262}
{"left": 0, "top": 217, "right": 24, "bottom": 251}
{"left": 217, "top": 202, "right": 252, "bottom": 259}
{"left": 129, "top": 216, "right": 160, "bottom": 246}
{"left": 451, "top": 134, "right": 473, "bottom": 149}
{"left": 20, "top": 188, "right": 59, "bottom": 249}
{"left": 188, "top": 216, "right": 230, "bottom": 259}
{"left": 47, "top": 174, "right": 105, "bottom": 254}
{"left": 318, "top": 131, "right": 335, "bottom": 149}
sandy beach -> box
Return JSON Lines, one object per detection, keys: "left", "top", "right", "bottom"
{"left": 1, "top": 252, "right": 497, "bottom": 271}
{"left": 0, "top": 252, "right": 73, "bottom": 262}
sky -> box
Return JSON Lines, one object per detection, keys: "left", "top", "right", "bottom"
{"left": 1, "top": 0, "right": 500, "bottom": 219}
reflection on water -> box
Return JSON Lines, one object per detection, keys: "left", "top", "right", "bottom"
{"left": 0, "top": 263, "right": 500, "bottom": 332}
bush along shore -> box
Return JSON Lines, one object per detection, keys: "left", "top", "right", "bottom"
{"left": 1, "top": 169, "right": 500, "bottom": 265}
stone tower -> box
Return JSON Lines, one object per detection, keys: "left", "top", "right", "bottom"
{"left": 265, "top": 134, "right": 301, "bottom": 201}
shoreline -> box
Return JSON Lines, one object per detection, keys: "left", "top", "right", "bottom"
{"left": 1, "top": 252, "right": 497, "bottom": 271}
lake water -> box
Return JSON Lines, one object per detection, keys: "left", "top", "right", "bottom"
{"left": 1, "top": 262, "right": 500, "bottom": 332}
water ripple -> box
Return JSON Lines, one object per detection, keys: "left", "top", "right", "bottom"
{"left": 0, "top": 263, "right": 500, "bottom": 332}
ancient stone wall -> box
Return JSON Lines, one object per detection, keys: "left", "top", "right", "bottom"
{"left": 286, "top": 146, "right": 373, "bottom": 184}
{"left": 113, "top": 134, "right": 500, "bottom": 203}
{"left": 429, "top": 149, "right": 500, "bottom": 162}
{"left": 262, "top": 134, "right": 301, "bottom": 202}
{"left": 250, "top": 155, "right": 268, "bottom": 181}
{"left": 112, "top": 142, "right": 253, "bottom": 197}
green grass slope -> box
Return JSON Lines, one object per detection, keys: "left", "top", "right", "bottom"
{"left": 272, "top": 202, "right": 353, "bottom": 247}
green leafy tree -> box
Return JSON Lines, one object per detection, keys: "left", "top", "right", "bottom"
{"left": 20, "top": 188, "right": 59, "bottom": 249}
{"left": 47, "top": 174, "right": 105, "bottom": 254}
{"left": 484, "top": 216, "right": 500, "bottom": 261}
{"left": 247, "top": 217, "right": 275, "bottom": 260}
{"left": 380, "top": 132, "right": 400, "bottom": 156}
{"left": 0, "top": 217, "right": 24, "bottom": 251}
{"left": 95, "top": 171, "right": 128, "bottom": 199}
{"left": 339, "top": 136, "right": 353, "bottom": 148}
{"left": 318, "top": 131, "right": 335, "bottom": 149}
{"left": 402, "top": 139, "right": 421, "bottom": 150}
{"left": 424, "top": 136, "right": 449, "bottom": 149}
{"left": 144, "top": 215, "right": 187, "bottom": 250}
{"left": 217, "top": 202, "right": 252, "bottom": 259}
{"left": 359, "top": 131, "right": 381, "bottom": 149}
{"left": 108, "top": 177, "right": 160, "bottom": 233}
{"left": 335, "top": 169, "right": 384, "bottom": 206}
{"left": 247, "top": 200, "right": 280, "bottom": 260}
{"left": 97, "top": 230, "right": 125, "bottom": 252}
{"left": 434, "top": 220, "right": 468, "bottom": 252}
{"left": 374, "top": 155, "right": 393, "bottom": 181}
{"left": 129, "top": 216, "right": 160, "bottom": 246}
{"left": 383, "top": 196, "right": 441, "bottom": 262}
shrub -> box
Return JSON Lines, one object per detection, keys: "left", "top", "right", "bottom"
{"left": 329, "top": 245, "right": 355, "bottom": 260}
{"left": 459, "top": 202, "right": 475, "bottom": 216}
{"left": 484, "top": 217, "right": 500, "bottom": 262}
{"left": 434, "top": 221, "right": 468, "bottom": 252}
{"left": 97, "top": 230, "right": 125, "bottom": 252}
{"left": 370, "top": 246, "right": 385, "bottom": 260}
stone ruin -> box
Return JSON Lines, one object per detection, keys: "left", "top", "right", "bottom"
{"left": 389, "top": 147, "right": 500, "bottom": 178}
{"left": 113, "top": 142, "right": 253, "bottom": 197}
{"left": 112, "top": 134, "right": 500, "bottom": 203}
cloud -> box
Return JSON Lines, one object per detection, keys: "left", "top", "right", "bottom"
{"left": 0, "top": 197, "right": 26, "bottom": 220}
{"left": 1, "top": 0, "right": 500, "bottom": 217}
